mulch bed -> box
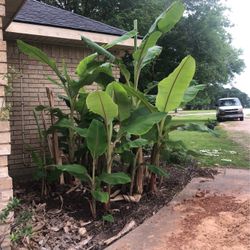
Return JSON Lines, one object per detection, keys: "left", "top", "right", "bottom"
{"left": 12, "top": 164, "right": 217, "bottom": 250}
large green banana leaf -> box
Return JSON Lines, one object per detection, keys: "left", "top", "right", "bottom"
{"left": 121, "top": 85, "right": 156, "bottom": 112}
{"left": 156, "top": 55, "right": 196, "bottom": 112}
{"left": 17, "top": 40, "right": 62, "bottom": 80}
{"left": 182, "top": 84, "right": 206, "bottom": 104}
{"left": 121, "top": 108, "right": 167, "bottom": 136}
{"left": 86, "top": 91, "right": 118, "bottom": 124}
{"left": 76, "top": 53, "right": 98, "bottom": 78}
{"left": 86, "top": 119, "right": 107, "bottom": 159}
{"left": 106, "top": 82, "right": 131, "bottom": 121}
{"left": 104, "top": 30, "right": 137, "bottom": 49}
{"left": 133, "top": 1, "right": 184, "bottom": 63}
{"left": 81, "top": 36, "right": 116, "bottom": 62}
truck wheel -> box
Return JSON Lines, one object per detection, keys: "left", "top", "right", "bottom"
{"left": 240, "top": 117, "right": 244, "bottom": 121}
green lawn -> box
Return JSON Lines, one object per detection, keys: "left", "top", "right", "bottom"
{"left": 171, "top": 109, "right": 216, "bottom": 114}
{"left": 170, "top": 111, "right": 250, "bottom": 168}
{"left": 171, "top": 110, "right": 216, "bottom": 122}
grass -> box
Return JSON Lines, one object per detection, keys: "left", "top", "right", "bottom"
{"left": 171, "top": 109, "right": 215, "bottom": 114}
{"left": 172, "top": 110, "right": 216, "bottom": 122}
{"left": 169, "top": 111, "right": 250, "bottom": 168}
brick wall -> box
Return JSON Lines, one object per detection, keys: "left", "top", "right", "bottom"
{"left": 0, "top": 1, "right": 13, "bottom": 249}
{"left": 7, "top": 41, "right": 121, "bottom": 178}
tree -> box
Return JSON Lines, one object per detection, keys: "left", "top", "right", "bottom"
{"left": 140, "top": 0, "right": 245, "bottom": 90}
{"left": 186, "top": 84, "right": 250, "bottom": 109}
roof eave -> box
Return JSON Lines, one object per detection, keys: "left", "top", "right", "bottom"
{"left": 4, "top": 0, "right": 26, "bottom": 29}
{"left": 5, "top": 21, "right": 141, "bottom": 48}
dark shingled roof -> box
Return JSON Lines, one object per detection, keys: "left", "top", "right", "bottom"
{"left": 14, "top": 0, "right": 126, "bottom": 36}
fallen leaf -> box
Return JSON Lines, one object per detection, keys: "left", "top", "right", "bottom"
{"left": 104, "top": 220, "right": 136, "bottom": 245}
{"left": 77, "top": 236, "right": 93, "bottom": 248}
{"left": 50, "top": 226, "right": 61, "bottom": 232}
{"left": 63, "top": 226, "right": 70, "bottom": 233}
{"left": 78, "top": 227, "right": 87, "bottom": 237}
{"left": 79, "top": 220, "right": 92, "bottom": 227}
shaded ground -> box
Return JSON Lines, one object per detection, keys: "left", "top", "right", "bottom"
{"left": 106, "top": 169, "right": 250, "bottom": 250}
{"left": 12, "top": 165, "right": 216, "bottom": 250}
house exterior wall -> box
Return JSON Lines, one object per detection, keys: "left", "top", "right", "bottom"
{"left": 7, "top": 41, "right": 120, "bottom": 178}
{"left": 0, "top": 1, "right": 13, "bottom": 249}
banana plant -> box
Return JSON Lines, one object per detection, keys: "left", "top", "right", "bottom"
{"left": 56, "top": 119, "right": 131, "bottom": 218}
{"left": 86, "top": 119, "right": 107, "bottom": 217}
{"left": 132, "top": 0, "right": 185, "bottom": 91}
{"left": 120, "top": 59, "right": 219, "bottom": 192}
{"left": 86, "top": 118, "right": 130, "bottom": 217}
{"left": 79, "top": 0, "right": 190, "bottom": 194}
{"left": 17, "top": 31, "right": 138, "bottom": 215}
{"left": 105, "top": 81, "right": 170, "bottom": 194}
{"left": 55, "top": 117, "right": 131, "bottom": 218}
{"left": 86, "top": 91, "right": 118, "bottom": 175}
{"left": 17, "top": 40, "right": 115, "bottom": 164}
{"left": 124, "top": 0, "right": 186, "bottom": 193}
{"left": 17, "top": 1, "right": 205, "bottom": 208}
{"left": 85, "top": 81, "right": 166, "bottom": 196}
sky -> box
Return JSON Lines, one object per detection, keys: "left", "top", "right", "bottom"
{"left": 223, "top": 0, "right": 250, "bottom": 96}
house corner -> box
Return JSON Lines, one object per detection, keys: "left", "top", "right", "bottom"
{"left": 0, "top": 0, "right": 13, "bottom": 249}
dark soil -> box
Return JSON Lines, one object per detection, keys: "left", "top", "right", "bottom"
{"left": 12, "top": 165, "right": 217, "bottom": 250}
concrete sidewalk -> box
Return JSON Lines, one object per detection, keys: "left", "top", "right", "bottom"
{"left": 105, "top": 168, "right": 250, "bottom": 250}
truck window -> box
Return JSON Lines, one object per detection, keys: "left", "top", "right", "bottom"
{"left": 219, "top": 99, "right": 241, "bottom": 106}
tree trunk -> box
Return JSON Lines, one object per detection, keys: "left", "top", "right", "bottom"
{"left": 136, "top": 148, "right": 144, "bottom": 194}
{"left": 149, "top": 143, "right": 159, "bottom": 192}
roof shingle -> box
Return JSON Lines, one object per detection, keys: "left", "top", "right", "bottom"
{"left": 14, "top": 0, "right": 126, "bottom": 36}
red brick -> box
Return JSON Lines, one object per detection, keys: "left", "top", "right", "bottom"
{"left": 0, "top": 176, "right": 12, "bottom": 190}
{"left": 0, "top": 5, "right": 5, "bottom": 17}
{"left": 0, "top": 155, "right": 7, "bottom": 165}
{"left": 0, "top": 189, "right": 12, "bottom": 201}
{"left": 0, "top": 144, "right": 11, "bottom": 156}
{"left": 0, "top": 51, "right": 6, "bottom": 62}
{"left": 0, "top": 131, "right": 10, "bottom": 144}
{"left": 0, "top": 63, "right": 7, "bottom": 74}
{"left": 0, "top": 200, "right": 7, "bottom": 211}
{"left": 0, "top": 166, "right": 8, "bottom": 177}
{"left": 0, "top": 40, "right": 6, "bottom": 51}
{"left": 0, "top": 76, "right": 7, "bottom": 85}
{"left": 0, "top": 121, "right": 9, "bottom": 131}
